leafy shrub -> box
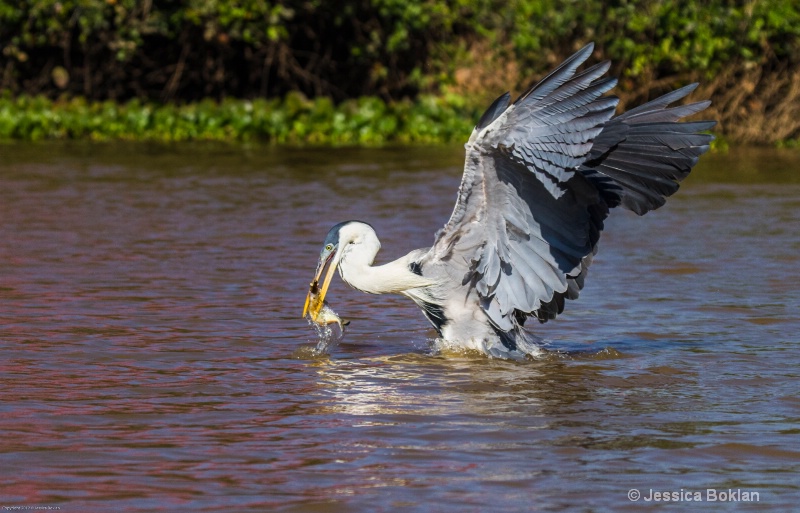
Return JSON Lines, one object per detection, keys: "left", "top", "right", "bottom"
{"left": 1, "top": 1, "right": 798, "bottom": 143}
{"left": 0, "top": 93, "right": 479, "bottom": 144}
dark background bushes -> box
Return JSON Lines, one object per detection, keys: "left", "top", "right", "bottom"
{"left": 1, "top": 0, "right": 799, "bottom": 143}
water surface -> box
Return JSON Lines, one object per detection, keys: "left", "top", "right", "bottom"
{"left": 0, "top": 143, "right": 798, "bottom": 511}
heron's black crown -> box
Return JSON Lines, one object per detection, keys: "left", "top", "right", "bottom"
{"left": 324, "top": 220, "right": 372, "bottom": 247}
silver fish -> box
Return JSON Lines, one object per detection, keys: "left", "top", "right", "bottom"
{"left": 303, "top": 280, "right": 349, "bottom": 331}
{"left": 316, "top": 301, "right": 349, "bottom": 332}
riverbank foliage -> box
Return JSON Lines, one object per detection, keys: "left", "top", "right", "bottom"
{"left": 2, "top": 0, "right": 799, "bottom": 144}
{"left": 0, "top": 93, "right": 479, "bottom": 144}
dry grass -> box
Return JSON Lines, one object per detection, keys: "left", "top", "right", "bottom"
{"left": 699, "top": 64, "right": 800, "bottom": 144}
{"left": 443, "top": 41, "right": 522, "bottom": 105}
{"left": 447, "top": 44, "right": 800, "bottom": 145}
{"left": 620, "top": 64, "right": 800, "bottom": 145}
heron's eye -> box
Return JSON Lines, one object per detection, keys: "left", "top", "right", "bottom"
{"left": 325, "top": 243, "right": 333, "bottom": 251}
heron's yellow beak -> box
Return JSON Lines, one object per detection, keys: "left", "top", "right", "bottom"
{"left": 302, "top": 249, "right": 339, "bottom": 320}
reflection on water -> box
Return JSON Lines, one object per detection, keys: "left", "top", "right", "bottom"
{"left": 0, "top": 142, "right": 798, "bottom": 511}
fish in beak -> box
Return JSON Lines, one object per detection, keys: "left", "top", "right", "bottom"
{"left": 316, "top": 302, "right": 349, "bottom": 331}
{"left": 302, "top": 243, "right": 339, "bottom": 322}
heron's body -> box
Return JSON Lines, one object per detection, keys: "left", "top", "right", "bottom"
{"left": 333, "top": 234, "right": 510, "bottom": 354}
{"left": 304, "top": 43, "right": 715, "bottom": 358}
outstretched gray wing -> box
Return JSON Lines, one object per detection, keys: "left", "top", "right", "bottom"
{"left": 429, "top": 43, "right": 617, "bottom": 331}
{"left": 428, "top": 44, "right": 714, "bottom": 333}
{"left": 578, "top": 83, "right": 716, "bottom": 215}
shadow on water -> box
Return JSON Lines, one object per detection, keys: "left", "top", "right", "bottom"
{"left": 0, "top": 142, "right": 798, "bottom": 512}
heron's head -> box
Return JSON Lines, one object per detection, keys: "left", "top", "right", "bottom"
{"left": 303, "top": 221, "right": 378, "bottom": 320}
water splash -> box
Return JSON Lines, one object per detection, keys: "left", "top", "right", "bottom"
{"left": 307, "top": 317, "right": 346, "bottom": 355}
{"left": 428, "top": 335, "right": 547, "bottom": 361}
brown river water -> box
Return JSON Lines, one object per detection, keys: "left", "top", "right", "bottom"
{"left": 1, "top": 142, "right": 799, "bottom": 511}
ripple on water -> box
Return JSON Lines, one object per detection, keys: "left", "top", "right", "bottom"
{"left": 0, "top": 144, "right": 798, "bottom": 511}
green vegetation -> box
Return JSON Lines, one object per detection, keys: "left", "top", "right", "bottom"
{"left": 0, "top": 93, "right": 479, "bottom": 144}
{"left": 1, "top": 1, "right": 799, "bottom": 144}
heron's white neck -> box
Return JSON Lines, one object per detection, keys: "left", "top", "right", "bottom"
{"left": 338, "top": 243, "right": 432, "bottom": 295}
